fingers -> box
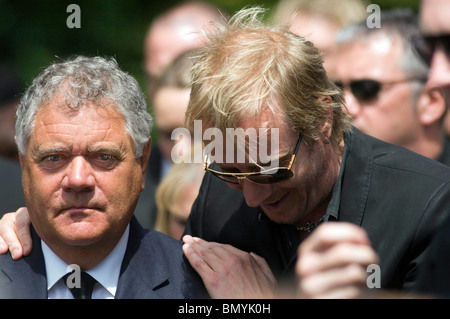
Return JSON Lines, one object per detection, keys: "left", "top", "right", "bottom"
{"left": 300, "top": 222, "right": 371, "bottom": 253}
{"left": 300, "top": 264, "right": 369, "bottom": 298}
{"left": 0, "top": 230, "right": 7, "bottom": 254}
{"left": 0, "top": 211, "right": 20, "bottom": 259}
{"left": 182, "top": 235, "right": 277, "bottom": 298}
{"left": 182, "top": 235, "right": 215, "bottom": 276}
{"left": 250, "top": 252, "right": 277, "bottom": 285}
{"left": 182, "top": 235, "right": 245, "bottom": 298}
{"left": 183, "top": 235, "right": 241, "bottom": 272}
{"left": 15, "top": 207, "right": 32, "bottom": 256}
{"left": 297, "top": 242, "right": 379, "bottom": 277}
{"left": 296, "top": 222, "right": 380, "bottom": 299}
{"left": 0, "top": 207, "right": 32, "bottom": 260}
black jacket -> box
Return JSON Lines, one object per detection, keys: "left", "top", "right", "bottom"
{"left": 184, "top": 128, "right": 450, "bottom": 290}
{"left": 0, "top": 217, "right": 207, "bottom": 298}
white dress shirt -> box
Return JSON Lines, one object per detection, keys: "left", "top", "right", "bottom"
{"left": 41, "top": 224, "right": 130, "bottom": 299}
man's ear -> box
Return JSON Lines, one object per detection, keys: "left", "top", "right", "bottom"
{"left": 417, "top": 87, "right": 446, "bottom": 125}
{"left": 319, "top": 96, "right": 333, "bottom": 140}
{"left": 18, "top": 152, "right": 25, "bottom": 169}
{"left": 139, "top": 137, "right": 152, "bottom": 191}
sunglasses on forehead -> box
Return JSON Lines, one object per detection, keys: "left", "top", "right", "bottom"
{"left": 204, "top": 134, "right": 303, "bottom": 184}
{"left": 412, "top": 34, "right": 450, "bottom": 66}
{"left": 334, "top": 77, "right": 427, "bottom": 103}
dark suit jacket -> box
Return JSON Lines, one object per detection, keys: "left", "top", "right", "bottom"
{"left": 184, "top": 127, "right": 450, "bottom": 290}
{"left": 437, "top": 135, "right": 450, "bottom": 166}
{"left": 413, "top": 212, "right": 450, "bottom": 297}
{"left": 0, "top": 217, "right": 207, "bottom": 299}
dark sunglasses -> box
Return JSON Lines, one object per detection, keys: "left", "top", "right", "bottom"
{"left": 204, "top": 134, "right": 303, "bottom": 184}
{"left": 412, "top": 34, "right": 450, "bottom": 66}
{"left": 334, "top": 77, "right": 427, "bottom": 103}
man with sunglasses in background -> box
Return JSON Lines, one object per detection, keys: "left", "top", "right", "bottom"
{"left": 406, "top": 0, "right": 450, "bottom": 297}
{"left": 333, "top": 9, "right": 450, "bottom": 166}
{"left": 1, "top": 7, "right": 450, "bottom": 299}
{"left": 416, "top": 0, "right": 450, "bottom": 139}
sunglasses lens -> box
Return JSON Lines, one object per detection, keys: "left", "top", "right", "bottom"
{"left": 441, "top": 36, "right": 450, "bottom": 55}
{"left": 210, "top": 169, "right": 294, "bottom": 184}
{"left": 211, "top": 171, "right": 240, "bottom": 184}
{"left": 413, "top": 35, "right": 434, "bottom": 66}
{"left": 432, "top": 35, "right": 450, "bottom": 60}
{"left": 248, "top": 169, "right": 294, "bottom": 184}
{"left": 412, "top": 35, "right": 450, "bottom": 66}
{"left": 351, "top": 80, "right": 381, "bottom": 102}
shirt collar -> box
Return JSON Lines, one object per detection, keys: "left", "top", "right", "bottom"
{"left": 41, "top": 224, "right": 130, "bottom": 297}
{"left": 324, "top": 131, "right": 350, "bottom": 221}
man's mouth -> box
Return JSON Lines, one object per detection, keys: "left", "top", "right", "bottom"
{"left": 261, "top": 193, "right": 288, "bottom": 210}
{"left": 58, "top": 205, "right": 103, "bottom": 215}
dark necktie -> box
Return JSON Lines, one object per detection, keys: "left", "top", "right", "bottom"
{"left": 63, "top": 270, "right": 97, "bottom": 299}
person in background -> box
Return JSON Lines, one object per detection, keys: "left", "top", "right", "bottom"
{"left": 2, "top": 6, "right": 450, "bottom": 300}
{"left": 152, "top": 52, "right": 204, "bottom": 240}
{"left": 155, "top": 161, "right": 205, "bottom": 240}
{"left": 271, "top": 0, "right": 367, "bottom": 74}
{"left": 135, "top": 2, "right": 223, "bottom": 229}
{"left": 143, "top": 1, "right": 222, "bottom": 99}
{"left": 407, "top": 0, "right": 450, "bottom": 297}
{"left": 151, "top": 49, "right": 197, "bottom": 172}
{"left": 334, "top": 9, "right": 449, "bottom": 165}
{"left": 418, "top": 0, "right": 450, "bottom": 139}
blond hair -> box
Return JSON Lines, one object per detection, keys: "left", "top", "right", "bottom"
{"left": 154, "top": 162, "right": 205, "bottom": 236}
{"left": 186, "top": 7, "right": 351, "bottom": 146}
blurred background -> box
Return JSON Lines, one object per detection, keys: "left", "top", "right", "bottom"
{"left": 0, "top": 0, "right": 419, "bottom": 103}
{"left": 0, "top": 0, "right": 425, "bottom": 219}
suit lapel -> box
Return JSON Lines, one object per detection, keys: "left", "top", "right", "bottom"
{"left": 115, "top": 217, "right": 171, "bottom": 299}
{"left": 339, "top": 128, "right": 374, "bottom": 226}
{"left": 1, "top": 227, "right": 47, "bottom": 298}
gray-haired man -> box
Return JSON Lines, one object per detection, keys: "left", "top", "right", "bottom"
{"left": 0, "top": 56, "right": 206, "bottom": 299}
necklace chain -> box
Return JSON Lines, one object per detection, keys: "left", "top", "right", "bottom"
{"left": 296, "top": 216, "right": 326, "bottom": 232}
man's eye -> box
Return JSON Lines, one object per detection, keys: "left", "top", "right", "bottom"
{"left": 40, "top": 154, "right": 66, "bottom": 169}
{"left": 47, "top": 155, "right": 61, "bottom": 162}
{"left": 99, "top": 154, "right": 113, "bottom": 161}
{"left": 93, "top": 154, "right": 118, "bottom": 169}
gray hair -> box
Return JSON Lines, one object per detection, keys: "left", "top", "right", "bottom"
{"left": 336, "top": 9, "right": 428, "bottom": 79}
{"left": 16, "top": 56, "right": 153, "bottom": 157}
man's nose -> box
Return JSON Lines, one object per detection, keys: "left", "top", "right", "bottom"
{"left": 240, "top": 179, "right": 271, "bottom": 208}
{"left": 427, "top": 47, "right": 450, "bottom": 90}
{"left": 343, "top": 89, "right": 361, "bottom": 118}
{"left": 62, "top": 156, "right": 95, "bottom": 192}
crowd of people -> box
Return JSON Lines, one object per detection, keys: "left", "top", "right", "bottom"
{"left": 0, "top": 0, "right": 449, "bottom": 300}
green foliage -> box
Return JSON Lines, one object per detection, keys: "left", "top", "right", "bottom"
{"left": 0, "top": 0, "right": 419, "bottom": 143}
{"left": 1, "top": 0, "right": 419, "bottom": 88}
